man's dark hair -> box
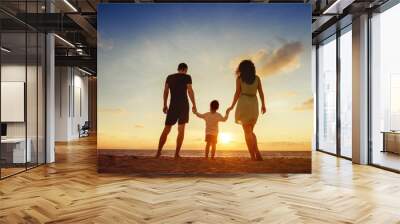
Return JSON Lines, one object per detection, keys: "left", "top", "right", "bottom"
{"left": 177, "top": 63, "right": 188, "bottom": 71}
{"left": 210, "top": 100, "right": 219, "bottom": 111}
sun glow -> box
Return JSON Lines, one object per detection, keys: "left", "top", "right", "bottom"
{"left": 219, "top": 132, "right": 233, "bottom": 144}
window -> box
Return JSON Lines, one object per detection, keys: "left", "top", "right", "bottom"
{"left": 390, "top": 74, "right": 400, "bottom": 131}
{"left": 0, "top": 1, "right": 47, "bottom": 179}
{"left": 339, "top": 28, "right": 352, "bottom": 158}
{"left": 370, "top": 2, "right": 400, "bottom": 171}
{"left": 317, "top": 36, "right": 337, "bottom": 154}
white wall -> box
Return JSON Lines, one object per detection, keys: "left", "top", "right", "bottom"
{"left": 72, "top": 73, "right": 89, "bottom": 138}
{"left": 1, "top": 65, "right": 28, "bottom": 141}
{"left": 55, "top": 67, "right": 89, "bottom": 141}
{"left": 1, "top": 65, "right": 39, "bottom": 138}
{"left": 55, "top": 67, "right": 70, "bottom": 141}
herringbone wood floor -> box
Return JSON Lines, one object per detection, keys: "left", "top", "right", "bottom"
{"left": 1, "top": 136, "right": 400, "bottom": 224}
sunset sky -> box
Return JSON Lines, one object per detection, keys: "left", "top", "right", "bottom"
{"left": 98, "top": 4, "right": 312, "bottom": 151}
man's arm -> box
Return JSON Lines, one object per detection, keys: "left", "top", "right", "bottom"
{"left": 194, "top": 111, "right": 205, "bottom": 119}
{"left": 163, "top": 83, "right": 169, "bottom": 114}
{"left": 187, "top": 84, "right": 197, "bottom": 112}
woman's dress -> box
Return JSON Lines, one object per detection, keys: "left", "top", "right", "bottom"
{"left": 235, "top": 76, "right": 260, "bottom": 125}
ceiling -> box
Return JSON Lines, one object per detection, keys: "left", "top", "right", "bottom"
{"left": 0, "top": 0, "right": 391, "bottom": 75}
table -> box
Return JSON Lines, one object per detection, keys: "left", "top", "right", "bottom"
{"left": 1, "top": 138, "right": 31, "bottom": 164}
{"left": 382, "top": 131, "right": 400, "bottom": 154}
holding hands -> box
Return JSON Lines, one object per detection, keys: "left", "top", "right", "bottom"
{"left": 226, "top": 107, "right": 232, "bottom": 115}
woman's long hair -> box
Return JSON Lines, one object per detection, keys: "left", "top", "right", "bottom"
{"left": 237, "top": 60, "right": 256, "bottom": 84}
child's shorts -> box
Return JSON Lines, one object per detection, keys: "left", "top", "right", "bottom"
{"left": 205, "top": 134, "right": 218, "bottom": 144}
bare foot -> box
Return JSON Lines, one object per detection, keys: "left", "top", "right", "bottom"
{"left": 174, "top": 154, "right": 181, "bottom": 159}
{"left": 155, "top": 153, "right": 161, "bottom": 158}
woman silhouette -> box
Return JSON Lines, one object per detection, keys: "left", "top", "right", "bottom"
{"left": 228, "top": 60, "right": 266, "bottom": 161}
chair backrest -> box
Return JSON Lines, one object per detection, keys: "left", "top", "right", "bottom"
{"left": 82, "top": 121, "right": 90, "bottom": 129}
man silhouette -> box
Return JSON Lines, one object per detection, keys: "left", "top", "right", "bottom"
{"left": 156, "top": 63, "right": 197, "bottom": 158}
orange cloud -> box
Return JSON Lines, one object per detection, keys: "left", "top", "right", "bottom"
{"left": 272, "top": 90, "right": 298, "bottom": 98}
{"left": 294, "top": 98, "right": 314, "bottom": 111}
{"left": 230, "top": 41, "right": 304, "bottom": 77}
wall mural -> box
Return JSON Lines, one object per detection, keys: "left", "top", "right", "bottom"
{"left": 98, "top": 4, "right": 312, "bottom": 173}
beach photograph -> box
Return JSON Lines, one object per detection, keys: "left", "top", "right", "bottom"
{"left": 97, "top": 4, "right": 312, "bottom": 173}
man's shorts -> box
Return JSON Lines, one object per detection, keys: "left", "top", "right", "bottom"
{"left": 165, "top": 104, "right": 189, "bottom": 126}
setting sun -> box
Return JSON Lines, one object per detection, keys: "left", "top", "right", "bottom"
{"left": 219, "top": 132, "right": 233, "bottom": 144}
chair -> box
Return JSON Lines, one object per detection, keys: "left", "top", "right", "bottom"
{"left": 79, "top": 121, "right": 90, "bottom": 138}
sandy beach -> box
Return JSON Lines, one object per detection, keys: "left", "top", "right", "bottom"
{"left": 98, "top": 150, "right": 311, "bottom": 174}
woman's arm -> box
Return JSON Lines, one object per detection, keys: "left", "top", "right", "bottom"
{"left": 258, "top": 78, "right": 266, "bottom": 114}
{"left": 228, "top": 77, "right": 241, "bottom": 110}
{"left": 220, "top": 108, "right": 231, "bottom": 122}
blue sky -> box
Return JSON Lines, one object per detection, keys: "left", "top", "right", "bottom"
{"left": 97, "top": 4, "right": 312, "bottom": 151}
